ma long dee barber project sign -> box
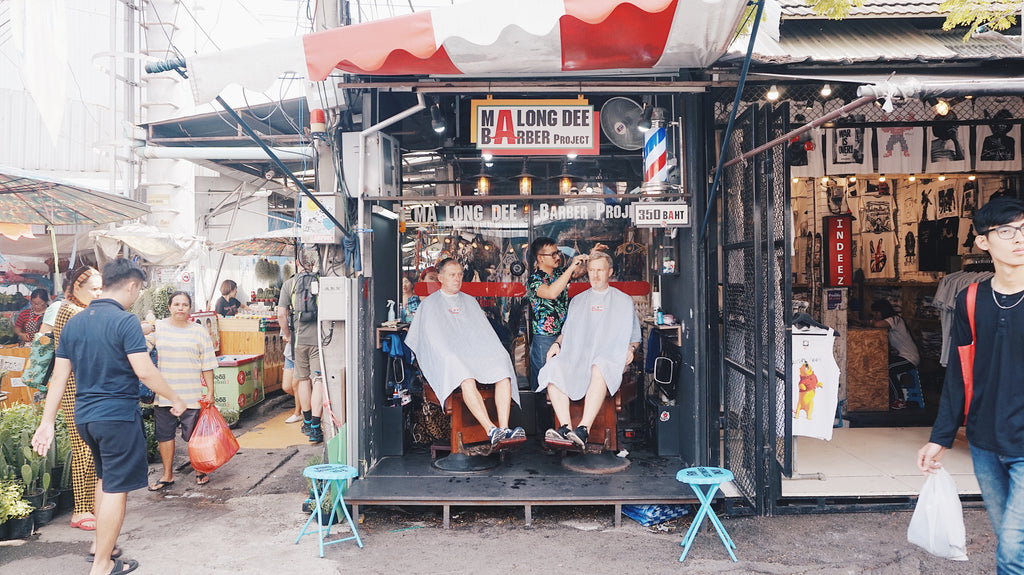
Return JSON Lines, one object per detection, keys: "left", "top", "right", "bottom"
{"left": 471, "top": 98, "right": 599, "bottom": 155}
{"left": 824, "top": 215, "right": 853, "bottom": 287}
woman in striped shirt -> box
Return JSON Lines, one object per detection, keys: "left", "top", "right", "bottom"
{"left": 148, "top": 291, "right": 218, "bottom": 490}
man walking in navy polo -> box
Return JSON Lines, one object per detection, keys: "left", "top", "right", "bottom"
{"left": 33, "top": 259, "right": 186, "bottom": 575}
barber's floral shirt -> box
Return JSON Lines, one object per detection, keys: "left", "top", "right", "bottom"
{"left": 526, "top": 266, "right": 570, "bottom": 336}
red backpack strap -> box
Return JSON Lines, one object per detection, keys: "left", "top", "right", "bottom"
{"left": 963, "top": 283, "right": 978, "bottom": 422}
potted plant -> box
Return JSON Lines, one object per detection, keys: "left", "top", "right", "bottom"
{"left": 7, "top": 497, "right": 34, "bottom": 539}
{"left": 58, "top": 448, "right": 74, "bottom": 513}
{"left": 20, "top": 461, "right": 43, "bottom": 509}
{"left": 33, "top": 472, "right": 55, "bottom": 527}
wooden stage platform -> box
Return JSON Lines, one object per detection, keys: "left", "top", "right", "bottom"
{"left": 346, "top": 445, "right": 709, "bottom": 528}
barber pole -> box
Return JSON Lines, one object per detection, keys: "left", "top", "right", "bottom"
{"left": 643, "top": 126, "right": 668, "bottom": 192}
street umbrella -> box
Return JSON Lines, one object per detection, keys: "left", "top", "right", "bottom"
{"left": 0, "top": 165, "right": 151, "bottom": 293}
{"left": 214, "top": 226, "right": 302, "bottom": 258}
{"left": 0, "top": 165, "right": 150, "bottom": 226}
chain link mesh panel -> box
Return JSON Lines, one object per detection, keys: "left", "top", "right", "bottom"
{"left": 721, "top": 103, "right": 793, "bottom": 513}
{"left": 714, "top": 85, "right": 1024, "bottom": 126}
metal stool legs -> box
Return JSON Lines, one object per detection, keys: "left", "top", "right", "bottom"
{"left": 296, "top": 465, "right": 364, "bottom": 557}
{"left": 679, "top": 482, "right": 737, "bottom": 562}
{"left": 676, "top": 467, "right": 738, "bottom": 563}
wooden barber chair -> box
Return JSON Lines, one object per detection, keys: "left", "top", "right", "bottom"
{"left": 544, "top": 371, "right": 638, "bottom": 454}
{"left": 423, "top": 381, "right": 526, "bottom": 472}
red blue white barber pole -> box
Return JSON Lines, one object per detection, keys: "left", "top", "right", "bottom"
{"left": 644, "top": 126, "right": 668, "bottom": 192}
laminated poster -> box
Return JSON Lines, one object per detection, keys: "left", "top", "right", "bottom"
{"left": 789, "top": 127, "right": 825, "bottom": 178}
{"left": 970, "top": 113, "right": 1019, "bottom": 170}
{"left": 792, "top": 327, "right": 840, "bottom": 441}
{"left": 876, "top": 126, "right": 924, "bottom": 175}
{"left": 924, "top": 122, "right": 970, "bottom": 174}
{"left": 859, "top": 232, "right": 896, "bottom": 280}
{"left": 826, "top": 125, "right": 873, "bottom": 175}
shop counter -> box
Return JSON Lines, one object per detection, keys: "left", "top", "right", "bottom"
{"left": 214, "top": 354, "right": 265, "bottom": 413}
{"left": 846, "top": 328, "right": 889, "bottom": 412}
{"left": 0, "top": 344, "right": 32, "bottom": 405}
{"left": 217, "top": 316, "right": 283, "bottom": 393}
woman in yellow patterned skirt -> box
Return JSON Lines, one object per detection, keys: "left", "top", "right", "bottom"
{"left": 50, "top": 266, "right": 103, "bottom": 530}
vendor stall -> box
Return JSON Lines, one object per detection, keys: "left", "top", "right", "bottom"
{"left": 216, "top": 316, "right": 284, "bottom": 393}
{"left": 0, "top": 345, "right": 32, "bottom": 405}
{"left": 213, "top": 353, "right": 265, "bottom": 412}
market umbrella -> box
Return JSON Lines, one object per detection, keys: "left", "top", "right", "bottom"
{"left": 213, "top": 226, "right": 302, "bottom": 257}
{"left": 0, "top": 165, "right": 150, "bottom": 226}
{"left": 0, "top": 165, "right": 151, "bottom": 293}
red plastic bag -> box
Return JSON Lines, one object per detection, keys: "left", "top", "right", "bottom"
{"left": 188, "top": 400, "right": 240, "bottom": 474}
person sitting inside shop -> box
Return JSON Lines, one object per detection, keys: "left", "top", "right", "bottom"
{"left": 538, "top": 251, "right": 641, "bottom": 449}
{"left": 215, "top": 280, "right": 250, "bottom": 317}
{"left": 405, "top": 257, "right": 526, "bottom": 448}
{"left": 871, "top": 299, "right": 921, "bottom": 410}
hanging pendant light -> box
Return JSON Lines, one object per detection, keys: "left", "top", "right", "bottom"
{"left": 516, "top": 159, "right": 535, "bottom": 195}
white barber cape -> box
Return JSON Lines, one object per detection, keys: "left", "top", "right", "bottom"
{"left": 537, "top": 286, "right": 641, "bottom": 400}
{"left": 406, "top": 290, "right": 519, "bottom": 407}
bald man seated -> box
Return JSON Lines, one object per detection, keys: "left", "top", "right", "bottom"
{"left": 406, "top": 258, "right": 526, "bottom": 447}
{"left": 537, "top": 251, "right": 641, "bottom": 449}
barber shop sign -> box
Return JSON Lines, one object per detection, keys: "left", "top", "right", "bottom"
{"left": 824, "top": 215, "right": 853, "bottom": 286}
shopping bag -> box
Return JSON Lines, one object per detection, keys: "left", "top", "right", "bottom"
{"left": 187, "top": 400, "right": 240, "bottom": 474}
{"left": 907, "top": 467, "right": 968, "bottom": 561}
{"left": 21, "top": 332, "right": 55, "bottom": 392}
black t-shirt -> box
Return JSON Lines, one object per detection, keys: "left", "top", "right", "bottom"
{"left": 216, "top": 296, "right": 242, "bottom": 317}
{"left": 931, "top": 280, "right": 1024, "bottom": 456}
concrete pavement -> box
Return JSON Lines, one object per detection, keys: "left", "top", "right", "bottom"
{"left": 0, "top": 396, "right": 999, "bottom": 574}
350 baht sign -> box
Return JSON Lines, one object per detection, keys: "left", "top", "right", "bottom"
{"left": 471, "top": 98, "right": 599, "bottom": 155}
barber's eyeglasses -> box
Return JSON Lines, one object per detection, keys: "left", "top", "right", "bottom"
{"left": 538, "top": 252, "right": 561, "bottom": 258}
{"left": 986, "top": 223, "right": 1024, "bottom": 241}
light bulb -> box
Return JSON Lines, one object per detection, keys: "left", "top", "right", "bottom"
{"left": 908, "top": 174, "right": 916, "bottom": 182}
{"left": 968, "top": 175, "right": 976, "bottom": 181}
{"left": 792, "top": 177, "right": 800, "bottom": 184}
{"left": 879, "top": 175, "right": 886, "bottom": 182}
{"left": 821, "top": 176, "right": 829, "bottom": 184}
{"left": 938, "top": 175, "right": 946, "bottom": 181}
{"left": 820, "top": 84, "right": 832, "bottom": 97}
{"left": 848, "top": 176, "right": 857, "bottom": 183}
{"left": 766, "top": 85, "right": 780, "bottom": 101}
{"left": 935, "top": 100, "right": 950, "bottom": 116}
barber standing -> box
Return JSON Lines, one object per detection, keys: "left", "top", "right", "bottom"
{"left": 526, "top": 238, "right": 588, "bottom": 432}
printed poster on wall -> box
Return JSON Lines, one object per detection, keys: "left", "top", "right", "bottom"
{"left": 925, "top": 121, "right": 970, "bottom": 173}
{"left": 876, "top": 127, "right": 924, "bottom": 174}
{"left": 788, "top": 127, "right": 825, "bottom": 178}
{"left": 792, "top": 328, "right": 841, "bottom": 441}
{"left": 859, "top": 231, "right": 896, "bottom": 280}
{"left": 826, "top": 125, "right": 873, "bottom": 175}
{"left": 975, "top": 111, "right": 1022, "bottom": 172}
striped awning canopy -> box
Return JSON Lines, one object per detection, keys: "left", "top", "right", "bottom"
{"left": 187, "top": 0, "right": 749, "bottom": 103}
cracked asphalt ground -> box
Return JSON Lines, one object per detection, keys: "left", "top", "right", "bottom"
{"left": 0, "top": 395, "right": 998, "bottom": 574}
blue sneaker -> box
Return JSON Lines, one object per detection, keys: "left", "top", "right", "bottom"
{"left": 308, "top": 426, "right": 323, "bottom": 444}
{"left": 489, "top": 426, "right": 507, "bottom": 447}
{"left": 506, "top": 427, "right": 526, "bottom": 440}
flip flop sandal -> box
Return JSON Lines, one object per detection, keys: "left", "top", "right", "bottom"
{"left": 195, "top": 473, "right": 209, "bottom": 486}
{"left": 107, "top": 558, "right": 139, "bottom": 575}
{"left": 70, "top": 517, "right": 97, "bottom": 531}
{"left": 147, "top": 480, "right": 174, "bottom": 492}
{"left": 87, "top": 546, "right": 123, "bottom": 562}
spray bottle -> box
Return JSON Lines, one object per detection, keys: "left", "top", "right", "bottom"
{"left": 387, "top": 300, "right": 396, "bottom": 322}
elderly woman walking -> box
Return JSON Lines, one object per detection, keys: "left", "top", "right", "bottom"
{"left": 148, "top": 291, "right": 218, "bottom": 489}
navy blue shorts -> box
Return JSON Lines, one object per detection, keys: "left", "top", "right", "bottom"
{"left": 76, "top": 412, "right": 149, "bottom": 493}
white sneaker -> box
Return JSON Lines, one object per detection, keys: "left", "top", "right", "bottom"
{"left": 284, "top": 414, "right": 302, "bottom": 424}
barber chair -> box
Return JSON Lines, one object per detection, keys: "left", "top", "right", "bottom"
{"left": 423, "top": 381, "right": 526, "bottom": 472}
{"left": 544, "top": 373, "right": 637, "bottom": 474}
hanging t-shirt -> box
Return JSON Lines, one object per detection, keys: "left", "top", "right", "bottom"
{"left": 826, "top": 126, "right": 873, "bottom": 175}
{"left": 917, "top": 220, "right": 944, "bottom": 271}
{"left": 877, "top": 126, "right": 924, "bottom": 175}
{"left": 792, "top": 327, "right": 840, "bottom": 441}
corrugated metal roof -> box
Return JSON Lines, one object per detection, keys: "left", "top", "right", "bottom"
{"left": 778, "top": 0, "right": 945, "bottom": 19}
{"left": 726, "top": 19, "right": 1023, "bottom": 65}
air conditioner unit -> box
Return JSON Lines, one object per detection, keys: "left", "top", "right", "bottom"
{"left": 341, "top": 131, "right": 401, "bottom": 198}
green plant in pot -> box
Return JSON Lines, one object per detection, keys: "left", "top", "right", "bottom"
{"left": 34, "top": 472, "right": 55, "bottom": 527}
{"left": 7, "top": 496, "right": 34, "bottom": 539}
{"left": 20, "top": 462, "right": 42, "bottom": 508}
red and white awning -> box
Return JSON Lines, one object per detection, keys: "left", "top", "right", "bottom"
{"left": 187, "top": 0, "right": 748, "bottom": 103}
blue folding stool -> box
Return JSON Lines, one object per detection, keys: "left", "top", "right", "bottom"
{"left": 676, "top": 466, "right": 738, "bottom": 562}
{"left": 295, "top": 464, "right": 364, "bottom": 557}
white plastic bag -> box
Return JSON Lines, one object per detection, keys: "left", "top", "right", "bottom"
{"left": 907, "top": 467, "right": 968, "bottom": 561}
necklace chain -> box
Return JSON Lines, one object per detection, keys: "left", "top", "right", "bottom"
{"left": 992, "top": 287, "right": 1024, "bottom": 310}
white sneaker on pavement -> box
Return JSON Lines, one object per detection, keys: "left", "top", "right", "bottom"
{"left": 284, "top": 414, "right": 302, "bottom": 424}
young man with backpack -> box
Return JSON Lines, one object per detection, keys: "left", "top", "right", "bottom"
{"left": 278, "top": 249, "right": 324, "bottom": 443}
{"left": 917, "top": 197, "right": 1024, "bottom": 573}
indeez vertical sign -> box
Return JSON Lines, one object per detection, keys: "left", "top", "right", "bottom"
{"left": 824, "top": 215, "right": 853, "bottom": 287}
